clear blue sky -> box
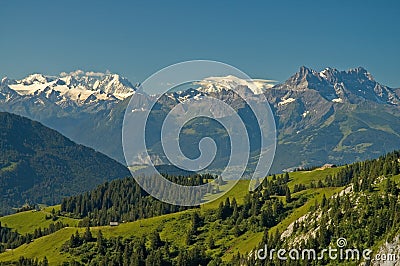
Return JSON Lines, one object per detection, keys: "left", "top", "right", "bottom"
{"left": 0, "top": 0, "right": 399, "bottom": 87}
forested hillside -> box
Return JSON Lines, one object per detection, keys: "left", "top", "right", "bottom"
{"left": 0, "top": 112, "right": 130, "bottom": 215}
{"left": 0, "top": 151, "right": 399, "bottom": 265}
{"left": 60, "top": 174, "right": 217, "bottom": 225}
{"left": 246, "top": 151, "right": 400, "bottom": 265}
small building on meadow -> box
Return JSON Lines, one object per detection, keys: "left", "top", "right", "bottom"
{"left": 321, "top": 163, "right": 336, "bottom": 169}
{"left": 109, "top": 221, "right": 119, "bottom": 226}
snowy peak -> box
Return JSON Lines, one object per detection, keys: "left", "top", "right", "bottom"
{"left": 93, "top": 74, "right": 135, "bottom": 98}
{"left": 318, "top": 67, "right": 375, "bottom": 84}
{"left": 59, "top": 70, "right": 136, "bottom": 98}
{"left": 296, "top": 66, "right": 320, "bottom": 81}
{"left": 287, "top": 66, "right": 375, "bottom": 88}
{"left": 318, "top": 67, "right": 338, "bottom": 80}
{"left": 275, "top": 66, "right": 399, "bottom": 105}
{"left": 2, "top": 70, "right": 137, "bottom": 105}
{"left": 18, "top": 73, "right": 55, "bottom": 85}
{"left": 280, "top": 66, "right": 330, "bottom": 91}
{"left": 162, "top": 75, "right": 276, "bottom": 104}
{"left": 159, "top": 75, "right": 276, "bottom": 104}
{"left": 196, "top": 75, "right": 276, "bottom": 95}
{"left": 1, "top": 76, "right": 11, "bottom": 86}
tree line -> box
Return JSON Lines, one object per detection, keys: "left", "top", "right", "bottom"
{"left": 0, "top": 220, "right": 68, "bottom": 253}
{"left": 60, "top": 174, "right": 218, "bottom": 226}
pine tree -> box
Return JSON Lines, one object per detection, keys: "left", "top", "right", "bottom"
{"left": 97, "top": 230, "right": 105, "bottom": 255}
{"left": 285, "top": 186, "right": 292, "bottom": 203}
{"left": 149, "top": 231, "right": 162, "bottom": 250}
{"left": 232, "top": 197, "right": 238, "bottom": 220}
{"left": 83, "top": 226, "right": 93, "bottom": 242}
{"left": 284, "top": 172, "right": 290, "bottom": 183}
{"left": 185, "top": 228, "right": 195, "bottom": 245}
{"left": 191, "top": 211, "right": 202, "bottom": 232}
{"left": 321, "top": 194, "right": 327, "bottom": 208}
{"left": 217, "top": 202, "right": 224, "bottom": 220}
{"left": 391, "top": 162, "right": 399, "bottom": 175}
{"left": 69, "top": 230, "right": 81, "bottom": 248}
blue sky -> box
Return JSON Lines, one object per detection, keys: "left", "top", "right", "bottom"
{"left": 0, "top": 0, "right": 399, "bottom": 87}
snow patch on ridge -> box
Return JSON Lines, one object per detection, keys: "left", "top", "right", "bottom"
{"left": 278, "top": 97, "right": 295, "bottom": 106}
{"left": 4, "top": 71, "right": 136, "bottom": 104}
{"left": 196, "top": 75, "right": 276, "bottom": 95}
{"left": 332, "top": 98, "right": 343, "bottom": 103}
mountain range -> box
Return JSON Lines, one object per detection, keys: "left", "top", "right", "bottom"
{"left": 1, "top": 67, "right": 399, "bottom": 173}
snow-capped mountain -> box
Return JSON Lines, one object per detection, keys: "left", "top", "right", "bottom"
{"left": 274, "top": 66, "right": 400, "bottom": 105}
{"left": 158, "top": 75, "right": 275, "bottom": 108}
{"left": 263, "top": 66, "right": 400, "bottom": 136}
{"left": 1, "top": 71, "right": 136, "bottom": 107}
{"left": 0, "top": 71, "right": 138, "bottom": 164}
{"left": 195, "top": 75, "right": 275, "bottom": 95}
{"left": 259, "top": 66, "right": 400, "bottom": 171}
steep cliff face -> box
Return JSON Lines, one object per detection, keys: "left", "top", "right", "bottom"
{"left": 371, "top": 235, "right": 400, "bottom": 266}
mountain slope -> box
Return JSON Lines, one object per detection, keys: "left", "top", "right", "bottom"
{"left": 264, "top": 66, "right": 400, "bottom": 170}
{"left": 0, "top": 112, "right": 130, "bottom": 215}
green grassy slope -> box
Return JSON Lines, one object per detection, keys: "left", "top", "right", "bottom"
{"left": 202, "top": 180, "right": 250, "bottom": 210}
{"left": 0, "top": 205, "right": 80, "bottom": 235}
{"left": 287, "top": 167, "right": 343, "bottom": 189}
{"left": 0, "top": 211, "right": 193, "bottom": 264}
{"left": 0, "top": 227, "right": 76, "bottom": 263}
{"left": 0, "top": 168, "right": 343, "bottom": 264}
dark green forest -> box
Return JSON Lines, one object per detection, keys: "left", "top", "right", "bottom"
{"left": 0, "top": 112, "right": 130, "bottom": 215}
{"left": 60, "top": 174, "right": 217, "bottom": 226}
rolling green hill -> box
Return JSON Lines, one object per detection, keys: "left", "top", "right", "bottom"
{"left": 0, "top": 206, "right": 79, "bottom": 235}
